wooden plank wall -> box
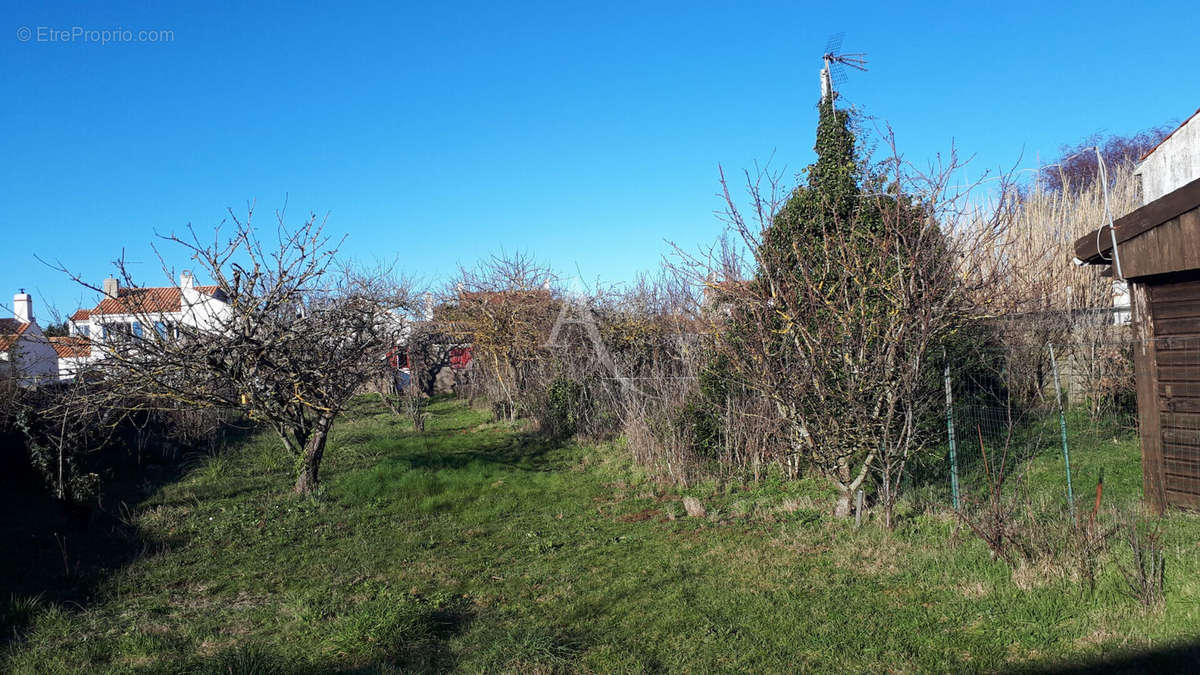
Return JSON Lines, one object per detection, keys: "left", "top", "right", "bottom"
{"left": 1119, "top": 207, "right": 1200, "bottom": 279}
{"left": 1148, "top": 274, "right": 1200, "bottom": 509}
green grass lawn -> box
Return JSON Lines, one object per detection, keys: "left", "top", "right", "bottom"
{"left": 4, "top": 398, "right": 1200, "bottom": 673}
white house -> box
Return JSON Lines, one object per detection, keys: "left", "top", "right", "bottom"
{"left": 61, "top": 272, "right": 232, "bottom": 377}
{"left": 68, "top": 271, "right": 232, "bottom": 345}
{"left": 0, "top": 290, "right": 59, "bottom": 385}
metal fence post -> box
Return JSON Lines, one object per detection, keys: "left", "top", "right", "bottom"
{"left": 1049, "top": 344, "right": 1077, "bottom": 524}
{"left": 855, "top": 489, "right": 864, "bottom": 528}
{"left": 944, "top": 361, "right": 960, "bottom": 510}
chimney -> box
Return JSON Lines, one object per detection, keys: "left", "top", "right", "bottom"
{"left": 180, "top": 270, "right": 195, "bottom": 289}
{"left": 422, "top": 292, "right": 434, "bottom": 322}
{"left": 103, "top": 277, "right": 120, "bottom": 299}
{"left": 13, "top": 289, "right": 32, "bottom": 324}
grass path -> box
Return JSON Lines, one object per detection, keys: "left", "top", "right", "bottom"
{"left": 5, "top": 398, "right": 1200, "bottom": 672}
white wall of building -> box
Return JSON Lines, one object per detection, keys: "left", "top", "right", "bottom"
{"left": 1, "top": 326, "right": 59, "bottom": 386}
{"left": 57, "top": 354, "right": 90, "bottom": 380}
{"left": 21, "top": 329, "right": 59, "bottom": 383}
{"left": 1135, "top": 110, "right": 1200, "bottom": 203}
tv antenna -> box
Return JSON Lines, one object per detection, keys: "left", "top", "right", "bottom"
{"left": 820, "top": 32, "right": 868, "bottom": 102}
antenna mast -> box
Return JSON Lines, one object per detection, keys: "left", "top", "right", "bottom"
{"left": 820, "top": 33, "right": 868, "bottom": 102}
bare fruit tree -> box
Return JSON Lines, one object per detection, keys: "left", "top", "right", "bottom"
{"left": 59, "top": 207, "right": 415, "bottom": 494}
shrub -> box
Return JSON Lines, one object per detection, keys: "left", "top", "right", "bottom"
{"left": 543, "top": 375, "right": 583, "bottom": 439}
{"left": 671, "top": 394, "right": 722, "bottom": 460}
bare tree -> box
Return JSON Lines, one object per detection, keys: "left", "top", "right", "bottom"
{"left": 396, "top": 322, "right": 454, "bottom": 432}
{"left": 57, "top": 207, "right": 415, "bottom": 494}
{"left": 440, "top": 252, "right": 558, "bottom": 421}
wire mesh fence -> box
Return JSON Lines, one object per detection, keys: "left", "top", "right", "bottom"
{"left": 934, "top": 335, "right": 1181, "bottom": 514}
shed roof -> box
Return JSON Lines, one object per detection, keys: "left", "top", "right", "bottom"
{"left": 1074, "top": 175, "right": 1200, "bottom": 278}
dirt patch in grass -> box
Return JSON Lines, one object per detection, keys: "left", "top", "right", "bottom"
{"left": 197, "top": 637, "right": 234, "bottom": 657}
{"left": 618, "top": 509, "right": 659, "bottom": 523}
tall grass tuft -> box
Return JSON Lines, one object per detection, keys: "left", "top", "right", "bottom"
{"left": 1117, "top": 514, "right": 1166, "bottom": 609}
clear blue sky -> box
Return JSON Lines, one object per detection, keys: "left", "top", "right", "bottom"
{"left": 3, "top": 0, "right": 1198, "bottom": 320}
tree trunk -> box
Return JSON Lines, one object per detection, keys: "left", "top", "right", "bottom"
{"left": 294, "top": 415, "right": 333, "bottom": 494}
{"left": 834, "top": 490, "right": 853, "bottom": 518}
{"left": 834, "top": 459, "right": 854, "bottom": 517}
{"left": 880, "top": 465, "right": 894, "bottom": 530}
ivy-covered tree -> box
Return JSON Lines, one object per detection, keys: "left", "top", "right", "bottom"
{"left": 708, "top": 93, "right": 989, "bottom": 523}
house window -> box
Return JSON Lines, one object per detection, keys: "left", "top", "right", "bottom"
{"left": 155, "top": 321, "right": 167, "bottom": 338}
{"left": 79, "top": 325, "right": 89, "bottom": 338}
{"left": 132, "top": 321, "right": 143, "bottom": 338}
{"left": 101, "top": 325, "right": 109, "bottom": 339}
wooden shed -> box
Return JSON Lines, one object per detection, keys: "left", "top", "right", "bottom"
{"left": 1075, "top": 175, "right": 1200, "bottom": 512}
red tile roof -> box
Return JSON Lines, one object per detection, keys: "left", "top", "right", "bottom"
{"left": 89, "top": 285, "right": 219, "bottom": 316}
{"left": 49, "top": 336, "right": 91, "bottom": 358}
{"left": 456, "top": 289, "right": 554, "bottom": 304}
{"left": 0, "top": 319, "right": 30, "bottom": 353}
{"left": 70, "top": 309, "right": 91, "bottom": 321}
